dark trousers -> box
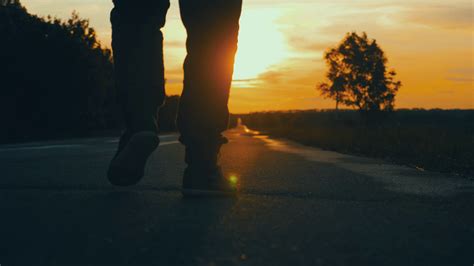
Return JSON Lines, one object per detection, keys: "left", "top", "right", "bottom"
{"left": 111, "top": 0, "right": 242, "bottom": 153}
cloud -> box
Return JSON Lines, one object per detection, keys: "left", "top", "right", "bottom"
{"left": 287, "top": 36, "right": 333, "bottom": 53}
{"left": 165, "top": 40, "right": 185, "bottom": 48}
{"left": 446, "top": 67, "right": 474, "bottom": 83}
{"left": 401, "top": 3, "right": 473, "bottom": 30}
{"left": 446, "top": 77, "right": 474, "bottom": 83}
{"left": 258, "top": 70, "right": 285, "bottom": 83}
{"left": 232, "top": 68, "right": 287, "bottom": 88}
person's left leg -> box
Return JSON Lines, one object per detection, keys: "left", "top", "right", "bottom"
{"left": 107, "top": 0, "right": 170, "bottom": 186}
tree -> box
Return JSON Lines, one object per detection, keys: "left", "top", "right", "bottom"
{"left": 0, "top": 3, "right": 183, "bottom": 144}
{"left": 317, "top": 32, "right": 402, "bottom": 112}
{"left": 0, "top": 3, "right": 116, "bottom": 142}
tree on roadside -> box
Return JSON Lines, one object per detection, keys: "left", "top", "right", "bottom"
{"left": 0, "top": 2, "right": 183, "bottom": 144}
{"left": 0, "top": 2, "right": 116, "bottom": 142}
{"left": 317, "top": 32, "right": 401, "bottom": 112}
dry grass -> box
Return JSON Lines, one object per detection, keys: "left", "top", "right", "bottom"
{"left": 237, "top": 109, "right": 474, "bottom": 177}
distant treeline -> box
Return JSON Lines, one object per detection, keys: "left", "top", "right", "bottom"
{"left": 240, "top": 109, "right": 474, "bottom": 177}
{"left": 0, "top": 3, "right": 179, "bottom": 144}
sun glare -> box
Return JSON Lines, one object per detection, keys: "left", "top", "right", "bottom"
{"left": 233, "top": 9, "right": 289, "bottom": 83}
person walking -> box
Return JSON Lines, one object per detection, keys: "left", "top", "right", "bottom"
{"left": 107, "top": 0, "right": 242, "bottom": 196}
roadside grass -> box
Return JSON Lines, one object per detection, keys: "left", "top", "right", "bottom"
{"left": 238, "top": 110, "right": 474, "bottom": 177}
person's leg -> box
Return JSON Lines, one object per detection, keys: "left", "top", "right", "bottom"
{"left": 178, "top": 0, "right": 242, "bottom": 195}
{"left": 108, "top": 0, "right": 170, "bottom": 186}
{"left": 112, "top": 0, "right": 169, "bottom": 138}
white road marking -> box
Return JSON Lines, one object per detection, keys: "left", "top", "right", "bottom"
{"left": 0, "top": 144, "right": 83, "bottom": 152}
{"left": 160, "top": 141, "right": 180, "bottom": 146}
{"left": 106, "top": 134, "right": 178, "bottom": 144}
{"left": 0, "top": 139, "right": 180, "bottom": 152}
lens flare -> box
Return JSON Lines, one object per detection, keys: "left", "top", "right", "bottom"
{"left": 229, "top": 175, "right": 239, "bottom": 187}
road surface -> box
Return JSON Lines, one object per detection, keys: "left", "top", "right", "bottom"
{"left": 0, "top": 125, "right": 473, "bottom": 266}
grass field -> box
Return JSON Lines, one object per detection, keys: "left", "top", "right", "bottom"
{"left": 238, "top": 110, "right": 474, "bottom": 177}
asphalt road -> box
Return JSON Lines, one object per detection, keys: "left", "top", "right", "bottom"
{"left": 0, "top": 125, "right": 473, "bottom": 266}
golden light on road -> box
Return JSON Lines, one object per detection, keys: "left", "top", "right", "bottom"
{"left": 233, "top": 9, "right": 289, "bottom": 82}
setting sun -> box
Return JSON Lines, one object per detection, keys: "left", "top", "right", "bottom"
{"left": 233, "top": 8, "right": 289, "bottom": 82}
{"left": 19, "top": 0, "right": 474, "bottom": 112}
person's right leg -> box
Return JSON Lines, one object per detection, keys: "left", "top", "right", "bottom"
{"left": 107, "top": 0, "right": 170, "bottom": 186}
{"left": 178, "top": 0, "right": 243, "bottom": 196}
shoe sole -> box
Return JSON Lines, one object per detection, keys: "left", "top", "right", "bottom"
{"left": 107, "top": 132, "right": 159, "bottom": 186}
{"left": 182, "top": 188, "right": 238, "bottom": 197}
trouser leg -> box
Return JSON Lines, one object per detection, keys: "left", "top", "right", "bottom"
{"left": 178, "top": 0, "right": 243, "bottom": 166}
{"left": 111, "top": 0, "right": 170, "bottom": 139}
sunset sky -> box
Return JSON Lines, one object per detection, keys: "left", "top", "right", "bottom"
{"left": 21, "top": 0, "right": 473, "bottom": 113}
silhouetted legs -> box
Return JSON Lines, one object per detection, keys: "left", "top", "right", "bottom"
{"left": 109, "top": 0, "right": 242, "bottom": 188}
{"left": 178, "top": 0, "right": 242, "bottom": 168}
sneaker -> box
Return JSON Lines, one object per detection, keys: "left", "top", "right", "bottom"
{"left": 107, "top": 131, "right": 159, "bottom": 186}
{"left": 182, "top": 166, "right": 239, "bottom": 197}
